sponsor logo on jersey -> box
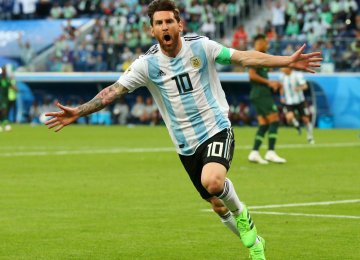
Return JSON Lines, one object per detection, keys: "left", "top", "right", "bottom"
{"left": 156, "top": 70, "right": 166, "bottom": 77}
{"left": 190, "top": 56, "right": 201, "bottom": 69}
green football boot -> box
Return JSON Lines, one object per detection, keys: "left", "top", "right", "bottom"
{"left": 249, "top": 236, "right": 266, "bottom": 260}
{"left": 236, "top": 206, "right": 257, "bottom": 248}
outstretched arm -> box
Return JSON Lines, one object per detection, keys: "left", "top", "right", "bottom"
{"left": 231, "top": 44, "right": 322, "bottom": 73}
{"left": 45, "top": 82, "right": 128, "bottom": 132}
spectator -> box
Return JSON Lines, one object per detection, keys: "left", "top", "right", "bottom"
{"left": 271, "top": 1, "right": 286, "bottom": 37}
{"left": 282, "top": 43, "right": 295, "bottom": 56}
{"left": 63, "top": 1, "right": 77, "bottom": 19}
{"left": 94, "top": 55, "right": 107, "bottom": 72}
{"left": 285, "top": 16, "right": 300, "bottom": 38}
{"left": 17, "top": 33, "right": 34, "bottom": 70}
{"left": 112, "top": 97, "right": 129, "bottom": 125}
{"left": 200, "top": 12, "right": 216, "bottom": 39}
{"left": 321, "top": 41, "right": 336, "bottom": 73}
{"left": 130, "top": 95, "right": 145, "bottom": 124}
{"left": 143, "top": 97, "right": 159, "bottom": 125}
{"left": 232, "top": 24, "right": 248, "bottom": 49}
{"left": 50, "top": 2, "right": 62, "bottom": 19}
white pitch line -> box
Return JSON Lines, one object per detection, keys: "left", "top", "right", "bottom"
{"left": 248, "top": 199, "right": 360, "bottom": 210}
{"left": 251, "top": 211, "right": 360, "bottom": 219}
{"left": 0, "top": 147, "right": 175, "bottom": 157}
{"left": 202, "top": 199, "right": 360, "bottom": 213}
{"left": 0, "top": 142, "right": 359, "bottom": 157}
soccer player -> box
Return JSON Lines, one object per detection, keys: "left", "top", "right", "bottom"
{"left": 45, "top": 0, "right": 322, "bottom": 259}
{"left": 247, "top": 34, "right": 286, "bottom": 165}
{"left": 0, "top": 65, "right": 16, "bottom": 132}
{"left": 280, "top": 67, "right": 315, "bottom": 144}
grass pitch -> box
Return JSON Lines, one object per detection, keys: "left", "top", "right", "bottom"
{"left": 1, "top": 125, "right": 359, "bottom": 259}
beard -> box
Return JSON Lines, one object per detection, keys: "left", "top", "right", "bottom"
{"left": 157, "top": 32, "right": 181, "bottom": 55}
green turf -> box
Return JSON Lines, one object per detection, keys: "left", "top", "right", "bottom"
{"left": 0, "top": 125, "right": 359, "bottom": 259}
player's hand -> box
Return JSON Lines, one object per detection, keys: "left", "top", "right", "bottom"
{"left": 44, "top": 102, "right": 80, "bottom": 132}
{"left": 268, "top": 81, "right": 281, "bottom": 91}
{"left": 288, "top": 44, "right": 322, "bottom": 73}
{"left": 294, "top": 86, "right": 302, "bottom": 92}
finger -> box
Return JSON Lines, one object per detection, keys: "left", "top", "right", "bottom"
{"left": 305, "top": 68, "right": 316, "bottom": 73}
{"left": 45, "top": 111, "right": 63, "bottom": 117}
{"left": 48, "top": 121, "right": 61, "bottom": 129}
{"left": 296, "top": 43, "right": 306, "bottom": 54}
{"left": 44, "top": 117, "right": 58, "bottom": 125}
{"left": 308, "top": 63, "right": 321, "bottom": 67}
{"left": 55, "top": 124, "right": 64, "bottom": 132}
{"left": 56, "top": 102, "right": 69, "bottom": 111}
{"left": 308, "top": 57, "right": 323, "bottom": 62}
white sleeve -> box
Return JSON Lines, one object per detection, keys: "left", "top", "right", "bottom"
{"left": 117, "top": 58, "right": 148, "bottom": 93}
{"left": 204, "top": 38, "right": 235, "bottom": 64}
{"left": 296, "top": 72, "right": 306, "bottom": 85}
{"left": 204, "top": 38, "right": 223, "bottom": 61}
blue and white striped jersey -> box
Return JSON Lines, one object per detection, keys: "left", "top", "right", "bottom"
{"left": 279, "top": 71, "right": 307, "bottom": 105}
{"left": 118, "top": 36, "right": 232, "bottom": 155}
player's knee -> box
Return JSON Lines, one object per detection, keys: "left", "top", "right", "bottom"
{"left": 204, "top": 176, "right": 224, "bottom": 195}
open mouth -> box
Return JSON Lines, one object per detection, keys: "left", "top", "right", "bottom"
{"left": 164, "top": 35, "right": 171, "bottom": 42}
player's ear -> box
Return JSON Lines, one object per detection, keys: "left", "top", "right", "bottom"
{"left": 150, "top": 26, "right": 155, "bottom": 37}
{"left": 178, "top": 20, "right": 184, "bottom": 33}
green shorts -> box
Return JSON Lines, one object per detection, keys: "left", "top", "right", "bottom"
{"left": 251, "top": 97, "right": 278, "bottom": 117}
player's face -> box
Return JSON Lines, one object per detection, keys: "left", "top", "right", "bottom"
{"left": 255, "top": 39, "right": 268, "bottom": 53}
{"left": 151, "top": 11, "right": 183, "bottom": 57}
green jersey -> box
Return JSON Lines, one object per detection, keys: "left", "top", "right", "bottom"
{"left": 0, "top": 78, "right": 11, "bottom": 104}
{"left": 249, "top": 67, "right": 272, "bottom": 99}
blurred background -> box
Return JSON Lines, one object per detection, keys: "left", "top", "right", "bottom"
{"left": 0, "top": 0, "right": 359, "bottom": 129}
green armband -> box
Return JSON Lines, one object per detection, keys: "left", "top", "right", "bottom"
{"left": 215, "top": 47, "right": 232, "bottom": 65}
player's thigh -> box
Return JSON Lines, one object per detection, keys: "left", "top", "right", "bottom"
{"left": 265, "top": 112, "right": 279, "bottom": 123}
{"left": 179, "top": 152, "right": 211, "bottom": 200}
{"left": 201, "top": 128, "right": 235, "bottom": 186}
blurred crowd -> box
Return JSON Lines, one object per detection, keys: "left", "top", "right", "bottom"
{"left": 231, "top": 0, "right": 360, "bottom": 72}
{"left": 2, "top": 0, "right": 360, "bottom": 73}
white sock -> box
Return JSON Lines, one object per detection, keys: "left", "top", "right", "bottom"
{"left": 292, "top": 118, "right": 300, "bottom": 128}
{"left": 220, "top": 211, "right": 240, "bottom": 237}
{"left": 216, "top": 178, "right": 244, "bottom": 217}
{"left": 306, "top": 123, "right": 313, "bottom": 139}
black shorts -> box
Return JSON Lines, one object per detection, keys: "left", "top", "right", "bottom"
{"left": 283, "top": 102, "right": 310, "bottom": 117}
{"left": 179, "top": 128, "right": 235, "bottom": 200}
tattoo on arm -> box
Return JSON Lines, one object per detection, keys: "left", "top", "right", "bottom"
{"left": 78, "top": 82, "right": 127, "bottom": 117}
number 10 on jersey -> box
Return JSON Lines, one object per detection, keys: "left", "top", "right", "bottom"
{"left": 172, "top": 73, "right": 193, "bottom": 94}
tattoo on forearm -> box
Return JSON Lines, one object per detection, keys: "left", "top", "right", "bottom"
{"left": 78, "top": 82, "right": 125, "bottom": 116}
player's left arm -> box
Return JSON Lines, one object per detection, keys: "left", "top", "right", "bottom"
{"left": 231, "top": 44, "right": 322, "bottom": 73}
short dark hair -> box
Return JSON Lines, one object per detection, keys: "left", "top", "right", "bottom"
{"left": 147, "top": 0, "right": 181, "bottom": 26}
{"left": 253, "top": 34, "right": 266, "bottom": 42}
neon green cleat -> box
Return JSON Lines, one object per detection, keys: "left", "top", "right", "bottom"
{"left": 236, "top": 206, "right": 257, "bottom": 248}
{"left": 249, "top": 236, "right": 266, "bottom": 260}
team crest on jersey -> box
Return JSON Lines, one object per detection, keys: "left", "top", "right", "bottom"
{"left": 190, "top": 56, "right": 201, "bottom": 69}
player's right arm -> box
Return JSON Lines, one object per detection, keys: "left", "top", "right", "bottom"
{"left": 248, "top": 68, "right": 281, "bottom": 91}
{"left": 45, "top": 82, "right": 128, "bottom": 132}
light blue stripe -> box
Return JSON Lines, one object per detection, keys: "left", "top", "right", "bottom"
{"left": 190, "top": 41, "right": 230, "bottom": 130}
{"left": 169, "top": 57, "right": 209, "bottom": 145}
{"left": 147, "top": 57, "right": 190, "bottom": 154}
